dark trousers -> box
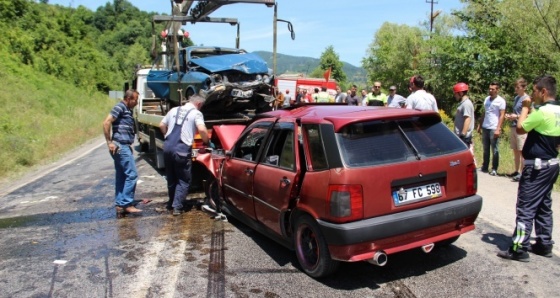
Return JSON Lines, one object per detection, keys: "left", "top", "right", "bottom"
{"left": 163, "top": 149, "right": 192, "bottom": 210}
{"left": 511, "top": 164, "right": 559, "bottom": 251}
{"left": 481, "top": 128, "right": 500, "bottom": 171}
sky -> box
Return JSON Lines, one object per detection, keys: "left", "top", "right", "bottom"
{"left": 49, "top": 0, "right": 464, "bottom": 67}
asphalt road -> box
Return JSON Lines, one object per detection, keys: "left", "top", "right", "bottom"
{"left": 0, "top": 136, "right": 559, "bottom": 298}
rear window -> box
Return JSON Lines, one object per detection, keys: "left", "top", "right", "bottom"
{"left": 336, "top": 116, "right": 466, "bottom": 167}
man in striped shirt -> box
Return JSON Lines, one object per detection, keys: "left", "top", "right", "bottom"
{"left": 103, "top": 90, "right": 142, "bottom": 216}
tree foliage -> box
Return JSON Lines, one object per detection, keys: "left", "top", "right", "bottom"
{"left": 362, "top": 22, "right": 425, "bottom": 94}
{"left": 309, "top": 45, "right": 347, "bottom": 84}
{"left": 362, "top": 0, "right": 560, "bottom": 116}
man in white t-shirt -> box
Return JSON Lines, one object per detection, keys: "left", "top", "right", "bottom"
{"left": 476, "top": 81, "right": 506, "bottom": 176}
{"left": 405, "top": 75, "right": 438, "bottom": 112}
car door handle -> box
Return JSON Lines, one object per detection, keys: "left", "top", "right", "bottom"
{"left": 245, "top": 168, "right": 254, "bottom": 175}
{"left": 280, "top": 177, "right": 291, "bottom": 186}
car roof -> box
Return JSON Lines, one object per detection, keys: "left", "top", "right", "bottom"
{"left": 259, "top": 104, "right": 440, "bottom": 132}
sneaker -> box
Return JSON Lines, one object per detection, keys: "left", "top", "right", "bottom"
{"left": 506, "top": 171, "right": 520, "bottom": 178}
{"left": 497, "top": 248, "right": 530, "bottom": 262}
{"left": 201, "top": 204, "right": 216, "bottom": 214}
{"left": 530, "top": 242, "right": 553, "bottom": 258}
{"left": 489, "top": 170, "right": 497, "bottom": 176}
{"left": 173, "top": 208, "right": 184, "bottom": 216}
{"left": 479, "top": 168, "right": 489, "bottom": 173}
{"left": 213, "top": 213, "right": 228, "bottom": 222}
{"left": 511, "top": 173, "right": 521, "bottom": 182}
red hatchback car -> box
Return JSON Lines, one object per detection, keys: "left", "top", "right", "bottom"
{"left": 197, "top": 104, "right": 482, "bottom": 278}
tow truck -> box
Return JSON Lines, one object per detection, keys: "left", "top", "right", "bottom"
{"left": 126, "top": 0, "right": 276, "bottom": 190}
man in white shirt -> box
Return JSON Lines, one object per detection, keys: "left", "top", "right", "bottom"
{"left": 387, "top": 85, "right": 406, "bottom": 108}
{"left": 405, "top": 75, "right": 438, "bottom": 112}
{"left": 476, "top": 81, "right": 506, "bottom": 176}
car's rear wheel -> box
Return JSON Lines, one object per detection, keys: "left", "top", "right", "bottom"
{"left": 294, "top": 215, "right": 339, "bottom": 278}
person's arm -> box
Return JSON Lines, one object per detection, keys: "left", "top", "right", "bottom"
{"left": 197, "top": 123, "right": 210, "bottom": 145}
{"left": 103, "top": 114, "right": 118, "bottom": 154}
{"left": 494, "top": 109, "right": 506, "bottom": 138}
{"left": 477, "top": 112, "right": 485, "bottom": 133}
{"left": 462, "top": 116, "right": 471, "bottom": 137}
{"left": 159, "top": 121, "right": 168, "bottom": 135}
{"left": 516, "top": 97, "right": 532, "bottom": 134}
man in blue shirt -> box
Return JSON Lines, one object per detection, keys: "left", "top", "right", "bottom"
{"left": 103, "top": 90, "right": 142, "bottom": 216}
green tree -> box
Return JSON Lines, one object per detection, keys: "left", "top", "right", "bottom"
{"left": 362, "top": 22, "right": 425, "bottom": 93}
{"left": 309, "top": 45, "right": 346, "bottom": 83}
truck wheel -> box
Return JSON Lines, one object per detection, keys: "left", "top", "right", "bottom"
{"left": 294, "top": 215, "right": 339, "bottom": 278}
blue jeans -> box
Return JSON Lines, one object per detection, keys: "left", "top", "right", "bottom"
{"left": 111, "top": 143, "right": 138, "bottom": 207}
{"left": 481, "top": 128, "right": 500, "bottom": 171}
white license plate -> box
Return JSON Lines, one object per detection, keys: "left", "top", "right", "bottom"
{"left": 231, "top": 89, "right": 253, "bottom": 98}
{"left": 393, "top": 183, "right": 442, "bottom": 205}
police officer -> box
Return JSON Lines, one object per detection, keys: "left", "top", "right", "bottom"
{"left": 498, "top": 75, "right": 560, "bottom": 261}
{"left": 159, "top": 95, "right": 210, "bottom": 216}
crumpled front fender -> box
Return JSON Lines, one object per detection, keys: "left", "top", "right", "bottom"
{"left": 196, "top": 151, "right": 222, "bottom": 180}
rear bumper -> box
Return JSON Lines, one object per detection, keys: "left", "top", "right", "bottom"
{"left": 317, "top": 194, "right": 483, "bottom": 246}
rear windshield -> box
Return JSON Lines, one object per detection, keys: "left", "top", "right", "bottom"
{"left": 336, "top": 116, "right": 466, "bottom": 167}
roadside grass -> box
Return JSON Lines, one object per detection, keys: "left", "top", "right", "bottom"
{"left": 471, "top": 125, "right": 560, "bottom": 191}
{"left": 0, "top": 49, "right": 115, "bottom": 180}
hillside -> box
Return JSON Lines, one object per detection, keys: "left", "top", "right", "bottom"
{"left": 253, "top": 51, "right": 367, "bottom": 84}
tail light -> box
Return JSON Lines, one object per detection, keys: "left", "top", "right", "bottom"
{"left": 326, "top": 184, "right": 363, "bottom": 223}
{"left": 466, "top": 164, "right": 477, "bottom": 195}
{"left": 192, "top": 129, "right": 213, "bottom": 150}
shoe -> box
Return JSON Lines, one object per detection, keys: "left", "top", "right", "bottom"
{"left": 116, "top": 206, "right": 126, "bottom": 218}
{"left": 506, "top": 171, "right": 519, "bottom": 178}
{"left": 173, "top": 208, "right": 184, "bottom": 216}
{"left": 530, "top": 242, "right": 553, "bottom": 258}
{"left": 213, "top": 213, "right": 228, "bottom": 222}
{"left": 497, "top": 248, "right": 530, "bottom": 262}
{"left": 489, "top": 170, "right": 497, "bottom": 176}
{"left": 124, "top": 206, "right": 143, "bottom": 213}
{"left": 479, "top": 168, "right": 489, "bottom": 173}
{"left": 202, "top": 204, "right": 216, "bottom": 214}
{"left": 511, "top": 173, "right": 521, "bottom": 182}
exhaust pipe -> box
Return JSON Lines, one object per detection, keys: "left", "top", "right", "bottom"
{"left": 421, "top": 243, "right": 435, "bottom": 253}
{"left": 368, "top": 251, "right": 388, "bottom": 266}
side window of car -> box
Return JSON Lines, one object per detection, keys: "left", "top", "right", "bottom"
{"left": 263, "top": 123, "right": 296, "bottom": 171}
{"left": 303, "top": 124, "right": 328, "bottom": 171}
{"left": 233, "top": 125, "right": 270, "bottom": 162}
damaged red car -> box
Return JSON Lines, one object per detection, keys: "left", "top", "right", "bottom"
{"left": 197, "top": 104, "right": 482, "bottom": 278}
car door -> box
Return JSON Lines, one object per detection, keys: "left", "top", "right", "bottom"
{"left": 253, "top": 119, "right": 300, "bottom": 235}
{"left": 221, "top": 120, "right": 273, "bottom": 220}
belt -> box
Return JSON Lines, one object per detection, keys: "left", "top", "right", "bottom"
{"left": 524, "top": 158, "right": 559, "bottom": 166}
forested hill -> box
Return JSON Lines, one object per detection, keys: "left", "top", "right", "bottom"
{"left": 253, "top": 51, "right": 367, "bottom": 84}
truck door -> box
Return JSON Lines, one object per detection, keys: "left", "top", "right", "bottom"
{"left": 252, "top": 119, "right": 300, "bottom": 235}
{"left": 221, "top": 120, "right": 273, "bottom": 220}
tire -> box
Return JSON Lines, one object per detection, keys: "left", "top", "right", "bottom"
{"left": 203, "top": 176, "right": 219, "bottom": 211}
{"left": 437, "top": 236, "right": 460, "bottom": 247}
{"left": 294, "top": 215, "right": 340, "bottom": 278}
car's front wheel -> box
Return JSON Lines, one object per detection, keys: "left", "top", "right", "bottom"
{"left": 294, "top": 215, "right": 339, "bottom": 278}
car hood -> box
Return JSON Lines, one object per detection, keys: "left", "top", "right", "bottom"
{"left": 190, "top": 53, "right": 268, "bottom": 74}
{"left": 212, "top": 124, "right": 246, "bottom": 151}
